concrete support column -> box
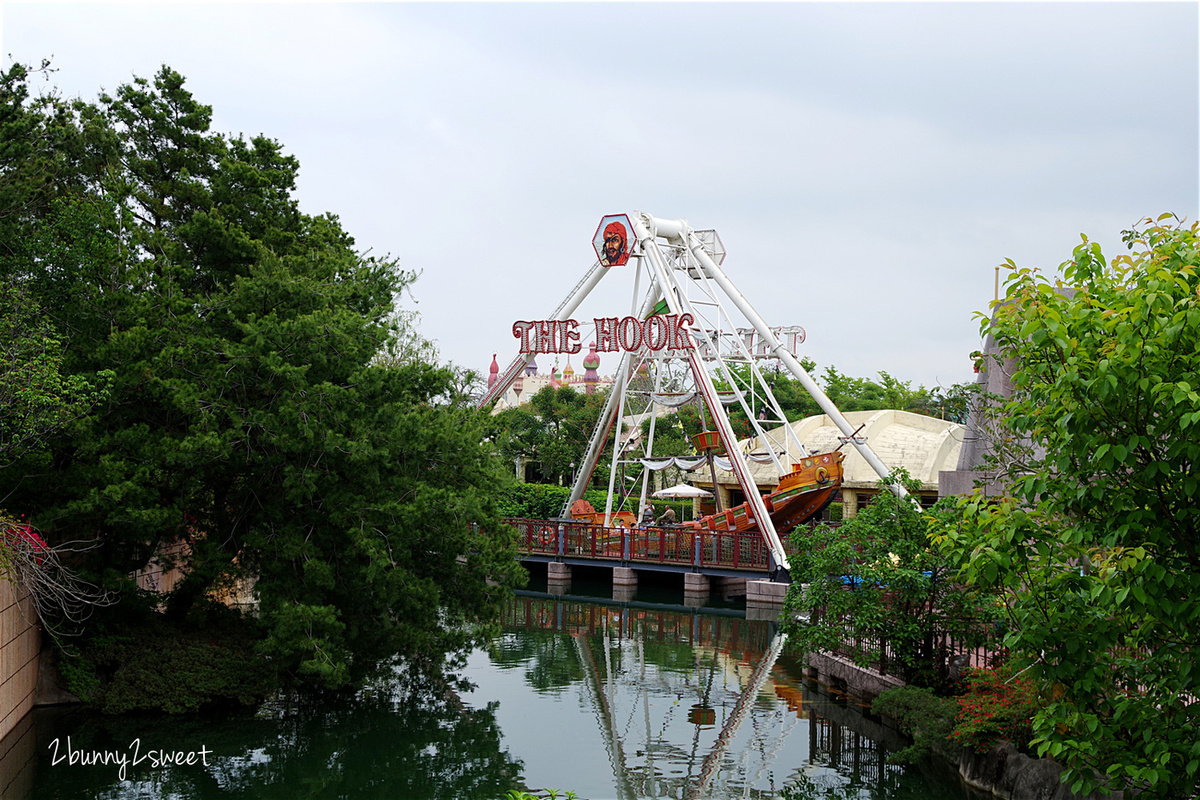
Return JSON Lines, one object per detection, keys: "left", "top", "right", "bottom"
{"left": 547, "top": 562, "right": 571, "bottom": 591}
{"left": 747, "top": 577, "right": 789, "bottom": 620}
{"left": 683, "top": 572, "right": 710, "bottom": 608}
{"left": 612, "top": 567, "right": 637, "bottom": 588}
{"left": 841, "top": 487, "right": 858, "bottom": 518}
{"left": 746, "top": 579, "right": 788, "bottom": 606}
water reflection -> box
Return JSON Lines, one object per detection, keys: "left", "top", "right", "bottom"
{"left": 6, "top": 593, "right": 971, "bottom": 800}
{"left": 476, "top": 593, "right": 966, "bottom": 800}
{"left": 15, "top": 665, "right": 523, "bottom": 799}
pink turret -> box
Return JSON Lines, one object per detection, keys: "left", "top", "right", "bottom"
{"left": 487, "top": 354, "right": 500, "bottom": 389}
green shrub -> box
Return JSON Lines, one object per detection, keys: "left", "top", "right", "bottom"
{"left": 872, "top": 685, "right": 961, "bottom": 764}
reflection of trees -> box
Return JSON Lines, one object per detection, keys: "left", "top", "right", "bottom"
{"left": 493, "top": 595, "right": 951, "bottom": 800}
{"left": 32, "top": 666, "right": 523, "bottom": 800}
{"left": 488, "top": 630, "right": 583, "bottom": 693}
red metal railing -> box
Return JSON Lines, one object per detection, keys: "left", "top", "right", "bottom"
{"left": 504, "top": 518, "right": 771, "bottom": 572}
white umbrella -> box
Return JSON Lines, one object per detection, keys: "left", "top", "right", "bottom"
{"left": 652, "top": 483, "right": 713, "bottom": 499}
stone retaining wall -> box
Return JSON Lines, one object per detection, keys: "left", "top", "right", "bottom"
{"left": 0, "top": 579, "right": 39, "bottom": 742}
{"left": 960, "top": 742, "right": 1126, "bottom": 800}
{"left": 804, "top": 649, "right": 905, "bottom": 699}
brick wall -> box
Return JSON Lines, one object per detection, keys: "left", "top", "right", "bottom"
{"left": 0, "top": 579, "right": 39, "bottom": 742}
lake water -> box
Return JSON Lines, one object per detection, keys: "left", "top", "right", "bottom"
{"left": 6, "top": 576, "right": 977, "bottom": 799}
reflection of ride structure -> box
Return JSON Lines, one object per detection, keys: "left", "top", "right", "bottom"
{"left": 505, "top": 596, "right": 906, "bottom": 798}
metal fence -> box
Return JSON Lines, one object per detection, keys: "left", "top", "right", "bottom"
{"left": 811, "top": 609, "right": 1006, "bottom": 677}
{"left": 504, "top": 518, "right": 772, "bottom": 572}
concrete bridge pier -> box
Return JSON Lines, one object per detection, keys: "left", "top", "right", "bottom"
{"left": 745, "top": 579, "right": 788, "bottom": 621}
{"left": 683, "top": 572, "right": 710, "bottom": 608}
{"left": 612, "top": 567, "right": 637, "bottom": 602}
{"left": 548, "top": 562, "right": 571, "bottom": 595}
{"left": 612, "top": 567, "right": 637, "bottom": 588}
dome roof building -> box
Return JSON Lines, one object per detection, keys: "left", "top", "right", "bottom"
{"left": 693, "top": 409, "right": 965, "bottom": 517}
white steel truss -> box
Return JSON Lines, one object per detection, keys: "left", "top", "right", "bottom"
{"left": 480, "top": 212, "right": 907, "bottom": 571}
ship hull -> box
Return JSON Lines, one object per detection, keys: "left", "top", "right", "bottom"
{"left": 693, "top": 451, "right": 844, "bottom": 537}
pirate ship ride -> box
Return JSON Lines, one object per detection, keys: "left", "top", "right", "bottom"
{"left": 481, "top": 212, "right": 907, "bottom": 573}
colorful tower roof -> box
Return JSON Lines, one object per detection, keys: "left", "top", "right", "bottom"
{"left": 487, "top": 354, "right": 500, "bottom": 389}
{"left": 583, "top": 342, "right": 600, "bottom": 371}
{"left": 583, "top": 342, "right": 601, "bottom": 395}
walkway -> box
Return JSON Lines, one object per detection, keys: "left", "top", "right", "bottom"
{"left": 504, "top": 517, "right": 778, "bottom": 579}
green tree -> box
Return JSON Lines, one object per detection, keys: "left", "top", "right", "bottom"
{"left": 0, "top": 283, "right": 111, "bottom": 468}
{"left": 933, "top": 216, "right": 1200, "bottom": 796}
{"left": 821, "top": 366, "right": 937, "bottom": 415}
{"left": 493, "top": 385, "right": 606, "bottom": 486}
{"left": 0, "top": 64, "right": 521, "bottom": 695}
{"left": 782, "top": 472, "right": 996, "bottom": 687}
{"left": 713, "top": 358, "right": 955, "bottom": 429}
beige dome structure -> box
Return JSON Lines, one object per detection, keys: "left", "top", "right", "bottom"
{"left": 694, "top": 409, "right": 965, "bottom": 517}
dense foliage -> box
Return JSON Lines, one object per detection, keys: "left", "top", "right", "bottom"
{"left": 782, "top": 473, "right": 997, "bottom": 687}
{"left": 0, "top": 283, "right": 111, "bottom": 468}
{"left": 948, "top": 665, "right": 1036, "bottom": 756}
{"left": 933, "top": 216, "right": 1200, "bottom": 796}
{"left": 492, "top": 385, "right": 608, "bottom": 486}
{"left": 0, "top": 62, "right": 521, "bottom": 699}
{"left": 870, "top": 685, "right": 961, "bottom": 764}
{"left": 715, "top": 359, "right": 971, "bottom": 433}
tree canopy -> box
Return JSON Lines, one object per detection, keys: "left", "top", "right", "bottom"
{"left": 0, "top": 63, "right": 520, "bottom": 696}
{"left": 714, "top": 360, "right": 970, "bottom": 439}
{"left": 0, "top": 282, "right": 111, "bottom": 468}
{"left": 782, "top": 472, "right": 995, "bottom": 688}
{"left": 491, "top": 384, "right": 608, "bottom": 486}
{"left": 934, "top": 216, "right": 1200, "bottom": 796}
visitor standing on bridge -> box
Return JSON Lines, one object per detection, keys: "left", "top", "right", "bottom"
{"left": 639, "top": 506, "right": 654, "bottom": 527}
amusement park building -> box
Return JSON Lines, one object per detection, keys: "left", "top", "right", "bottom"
{"left": 486, "top": 352, "right": 615, "bottom": 412}
{"left": 693, "top": 409, "right": 966, "bottom": 517}
{"left": 938, "top": 306, "right": 1020, "bottom": 499}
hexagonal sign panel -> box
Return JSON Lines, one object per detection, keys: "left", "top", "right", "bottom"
{"left": 693, "top": 229, "right": 726, "bottom": 265}
{"left": 593, "top": 214, "right": 636, "bottom": 267}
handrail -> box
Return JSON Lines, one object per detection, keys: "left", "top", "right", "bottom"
{"left": 503, "top": 518, "right": 771, "bottom": 572}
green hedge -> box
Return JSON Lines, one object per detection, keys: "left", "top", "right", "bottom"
{"left": 496, "top": 484, "right": 692, "bottom": 522}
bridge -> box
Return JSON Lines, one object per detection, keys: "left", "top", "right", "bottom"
{"left": 504, "top": 517, "right": 788, "bottom": 602}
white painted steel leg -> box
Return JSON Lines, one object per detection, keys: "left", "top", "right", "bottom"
{"left": 682, "top": 228, "right": 910, "bottom": 501}
{"left": 685, "top": 630, "right": 788, "bottom": 800}
{"left": 565, "top": 288, "right": 663, "bottom": 520}
{"left": 633, "top": 215, "right": 791, "bottom": 571}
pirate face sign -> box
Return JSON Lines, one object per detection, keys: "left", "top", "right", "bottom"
{"left": 593, "top": 214, "right": 636, "bottom": 267}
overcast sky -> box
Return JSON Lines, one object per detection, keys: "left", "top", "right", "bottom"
{"left": 4, "top": 2, "right": 1197, "bottom": 391}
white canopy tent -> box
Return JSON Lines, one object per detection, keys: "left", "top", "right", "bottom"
{"left": 652, "top": 484, "right": 714, "bottom": 499}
